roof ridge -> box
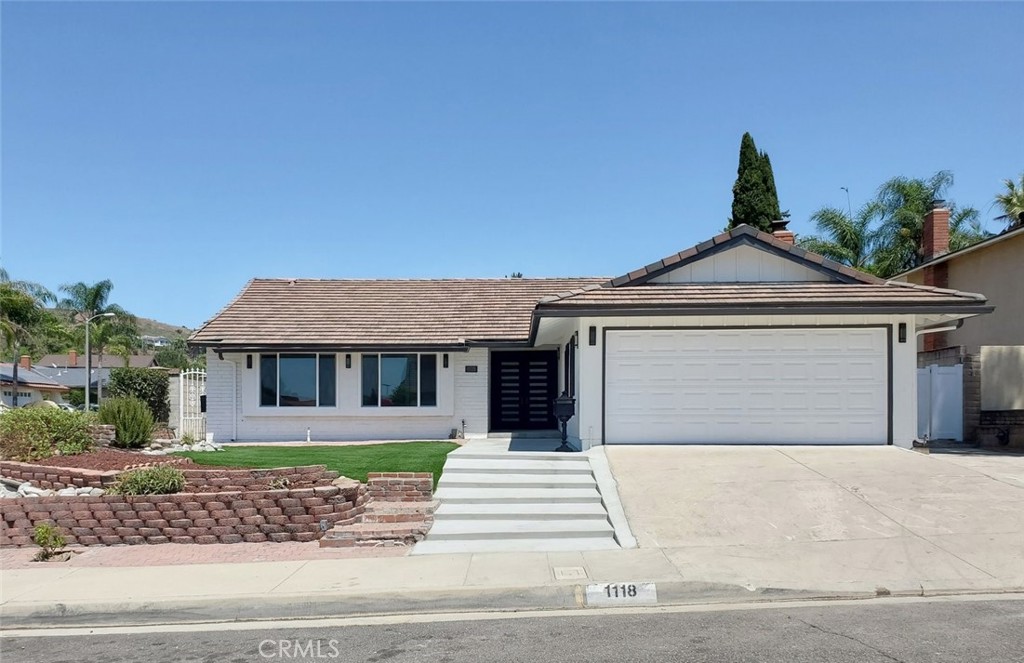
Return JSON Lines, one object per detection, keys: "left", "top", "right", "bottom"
{"left": 247, "top": 277, "right": 610, "bottom": 283}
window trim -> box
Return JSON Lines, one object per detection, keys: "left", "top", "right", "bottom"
{"left": 361, "top": 353, "right": 438, "bottom": 408}
{"left": 259, "top": 353, "right": 337, "bottom": 408}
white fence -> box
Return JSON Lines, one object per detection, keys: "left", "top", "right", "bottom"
{"left": 179, "top": 369, "right": 207, "bottom": 441}
{"left": 917, "top": 364, "right": 963, "bottom": 441}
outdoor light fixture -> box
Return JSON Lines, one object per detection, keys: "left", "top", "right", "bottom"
{"left": 443, "top": 353, "right": 449, "bottom": 369}
{"left": 246, "top": 355, "right": 252, "bottom": 369}
{"left": 345, "top": 354, "right": 352, "bottom": 369}
{"left": 589, "top": 326, "right": 597, "bottom": 346}
{"left": 898, "top": 323, "right": 907, "bottom": 343}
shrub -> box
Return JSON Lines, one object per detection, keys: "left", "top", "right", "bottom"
{"left": 32, "top": 522, "right": 67, "bottom": 562}
{"left": 66, "top": 388, "right": 85, "bottom": 408}
{"left": 107, "top": 367, "right": 170, "bottom": 423}
{"left": 98, "top": 397, "right": 154, "bottom": 448}
{"left": 0, "top": 408, "right": 94, "bottom": 461}
{"left": 110, "top": 466, "right": 185, "bottom": 495}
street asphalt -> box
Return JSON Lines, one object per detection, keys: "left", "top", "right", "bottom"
{"left": 2, "top": 595, "right": 1022, "bottom": 663}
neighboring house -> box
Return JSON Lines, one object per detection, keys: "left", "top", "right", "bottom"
{"left": 142, "top": 335, "right": 172, "bottom": 348}
{"left": 894, "top": 202, "right": 1024, "bottom": 445}
{"left": 34, "top": 350, "right": 159, "bottom": 393}
{"left": 191, "top": 224, "right": 991, "bottom": 449}
{"left": 1, "top": 359, "right": 71, "bottom": 407}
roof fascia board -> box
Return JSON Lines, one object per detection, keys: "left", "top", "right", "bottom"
{"left": 535, "top": 304, "right": 995, "bottom": 317}
{"left": 202, "top": 343, "right": 474, "bottom": 353}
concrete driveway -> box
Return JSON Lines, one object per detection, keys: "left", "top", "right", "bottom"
{"left": 606, "top": 446, "right": 1024, "bottom": 593}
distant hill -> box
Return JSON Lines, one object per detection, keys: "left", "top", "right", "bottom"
{"left": 136, "top": 317, "right": 193, "bottom": 339}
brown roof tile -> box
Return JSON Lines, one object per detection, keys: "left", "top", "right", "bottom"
{"left": 190, "top": 278, "right": 606, "bottom": 347}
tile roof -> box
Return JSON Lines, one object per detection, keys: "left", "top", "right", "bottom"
{"left": 0, "top": 364, "right": 71, "bottom": 391}
{"left": 535, "top": 282, "right": 989, "bottom": 310}
{"left": 190, "top": 278, "right": 608, "bottom": 347}
{"left": 36, "top": 353, "right": 157, "bottom": 369}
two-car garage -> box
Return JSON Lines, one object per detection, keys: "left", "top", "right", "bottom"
{"left": 603, "top": 327, "right": 890, "bottom": 445}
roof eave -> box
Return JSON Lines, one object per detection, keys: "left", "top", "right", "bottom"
{"left": 534, "top": 303, "right": 996, "bottom": 318}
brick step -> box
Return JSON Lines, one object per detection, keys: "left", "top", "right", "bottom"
{"left": 319, "top": 522, "right": 429, "bottom": 548}
{"left": 362, "top": 500, "right": 437, "bottom": 523}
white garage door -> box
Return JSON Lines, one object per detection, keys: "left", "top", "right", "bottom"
{"left": 605, "top": 328, "right": 888, "bottom": 444}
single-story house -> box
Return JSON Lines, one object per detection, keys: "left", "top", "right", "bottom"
{"left": 1, "top": 359, "right": 71, "bottom": 407}
{"left": 191, "top": 223, "right": 992, "bottom": 449}
{"left": 33, "top": 350, "right": 159, "bottom": 392}
{"left": 894, "top": 203, "right": 1023, "bottom": 445}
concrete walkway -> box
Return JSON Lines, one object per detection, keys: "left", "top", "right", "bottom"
{"left": 2, "top": 446, "right": 1022, "bottom": 628}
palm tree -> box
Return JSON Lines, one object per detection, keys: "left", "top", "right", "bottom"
{"left": 0, "top": 269, "right": 54, "bottom": 356}
{"left": 798, "top": 203, "right": 878, "bottom": 272}
{"left": 993, "top": 173, "right": 1024, "bottom": 229}
{"left": 870, "top": 171, "right": 990, "bottom": 277}
{"left": 58, "top": 280, "right": 136, "bottom": 399}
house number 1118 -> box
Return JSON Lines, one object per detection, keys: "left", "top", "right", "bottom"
{"left": 585, "top": 582, "right": 658, "bottom": 606}
{"left": 606, "top": 584, "right": 638, "bottom": 598}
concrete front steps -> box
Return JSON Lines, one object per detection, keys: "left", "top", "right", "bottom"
{"left": 412, "top": 452, "right": 619, "bottom": 554}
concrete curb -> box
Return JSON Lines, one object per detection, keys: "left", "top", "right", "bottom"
{"left": 586, "top": 447, "right": 638, "bottom": 549}
{"left": 5, "top": 581, "right": 1021, "bottom": 630}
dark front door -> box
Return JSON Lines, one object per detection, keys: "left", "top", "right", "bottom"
{"left": 490, "top": 350, "right": 558, "bottom": 431}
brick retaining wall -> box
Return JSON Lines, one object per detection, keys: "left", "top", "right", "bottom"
{"left": 88, "top": 425, "right": 117, "bottom": 447}
{"left": 0, "top": 483, "right": 366, "bottom": 547}
{"left": 365, "top": 473, "right": 433, "bottom": 502}
{"left": 0, "top": 458, "right": 191, "bottom": 491}
{"left": 181, "top": 465, "right": 339, "bottom": 492}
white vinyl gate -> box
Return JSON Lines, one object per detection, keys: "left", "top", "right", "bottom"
{"left": 917, "top": 364, "right": 963, "bottom": 441}
{"left": 179, "top": 369, "right": 207, "bottom": 441}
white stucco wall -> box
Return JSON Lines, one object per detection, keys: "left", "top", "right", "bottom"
{"left": 205, "top": 348, "right": 489, "bottom": 442}
{"left": 570, "top": 313, "right": 918, "bottom": 450}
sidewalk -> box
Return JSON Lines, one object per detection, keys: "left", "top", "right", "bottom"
{"left": 3, "top": 539, "right": 1022, "bottom": 629}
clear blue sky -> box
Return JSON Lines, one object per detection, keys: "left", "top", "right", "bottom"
{"left": 2, "top": 2, "right": 1021, "bottom": 329}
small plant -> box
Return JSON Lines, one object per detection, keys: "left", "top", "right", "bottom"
{"left": 180, "top": 432, "right": 196, "bottom": 446}
{"left": 98, "top": 397, "right": 154, "bottom": 448}
{"left": 32, "top": 522, "right": 67, "bottom": 562}
{"left": 110, "top": 466, "right": 185, "bottom": 495}
{"left": 268, "top": 476, "right": 290, "bottom": 490}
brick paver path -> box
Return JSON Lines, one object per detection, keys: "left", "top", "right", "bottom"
{"left": 0, "top": 541, "right": 407, "bottom": 569}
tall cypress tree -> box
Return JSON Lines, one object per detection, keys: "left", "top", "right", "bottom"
{"left": 729, "top": 133, "right": 782, "bottom": 232}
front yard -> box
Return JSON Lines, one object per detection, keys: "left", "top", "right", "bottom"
{"left": 175, "top": 441, "right": 459, "bottom": 486}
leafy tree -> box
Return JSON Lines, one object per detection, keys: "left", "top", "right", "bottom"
{"left": 870, "top": 171, "right": 990, "bottom": 277}
{"left": 799, "top": 203, "right": 878, "bottom": 272}
{"left": 994, "top": 173, "right": 1024, "bottom": 229}
{"left": 154, "top": 338, "right": 192, "bottom": 369}
{"left": 107, "top": 367, "right": 170, "bottom": 422}
{"left": 729, "top": 132, "right": 782, "bottom": 232}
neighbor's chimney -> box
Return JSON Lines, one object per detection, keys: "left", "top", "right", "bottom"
{"left": 19, "top": 355, "right": 31, "bottom": 370}
{"left": 770, "top": 219, "right": 794, "bottom": 245}
{"left": 922, "top": 200, "right": 950, "bottom": 262}
{"left": 922, "top": 200, "right": 952, "bottom": 352}
{"left": 69, "top": 349, "right": 78, "bottom": 367}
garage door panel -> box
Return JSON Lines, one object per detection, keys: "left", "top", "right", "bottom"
{"left": 605, "top": 328, "right": 888, "bottom": 445}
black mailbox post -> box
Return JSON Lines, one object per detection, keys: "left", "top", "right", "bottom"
{"left": 553, "top": 391, "right": 576, "bottom": 452}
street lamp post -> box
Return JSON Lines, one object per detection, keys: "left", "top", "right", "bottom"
{"left": 83, "top": 312, "right": 115, "bottom": 412}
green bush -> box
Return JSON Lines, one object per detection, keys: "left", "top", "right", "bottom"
{"left": 110, "top": 466, "right": 185, "bottom": 495}
{"left": 66, "top": 388, "right": 85, "bottom": 408}
{"left": 107, "top": 368, "right": 170, "bottom": 423}
{"left": 32, "top": 522, "right": 67, "bottom": 562}
{"left": 98, "top": 397, "right": 154, "bottom": 448}
{"left": 0, "top": 408, "right": 94, "bottom": 461}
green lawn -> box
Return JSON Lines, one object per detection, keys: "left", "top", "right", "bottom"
{"left": 175, "top": 441, "right": 459, "bottom": 486}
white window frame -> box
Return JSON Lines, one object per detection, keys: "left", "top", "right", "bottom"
{"left": 259, "top": 353, "right": 336, "bottom": 408}
{"left": 361, "top": 353, "right": 438, "bottom": 408}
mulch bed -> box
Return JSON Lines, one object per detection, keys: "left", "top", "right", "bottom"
{"left": 29, "top": 449, "right": 197, "bottom": 472}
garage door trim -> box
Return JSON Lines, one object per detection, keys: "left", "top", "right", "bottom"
{"left": 601, "top": 324, "right": 893, "bottom": 446}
